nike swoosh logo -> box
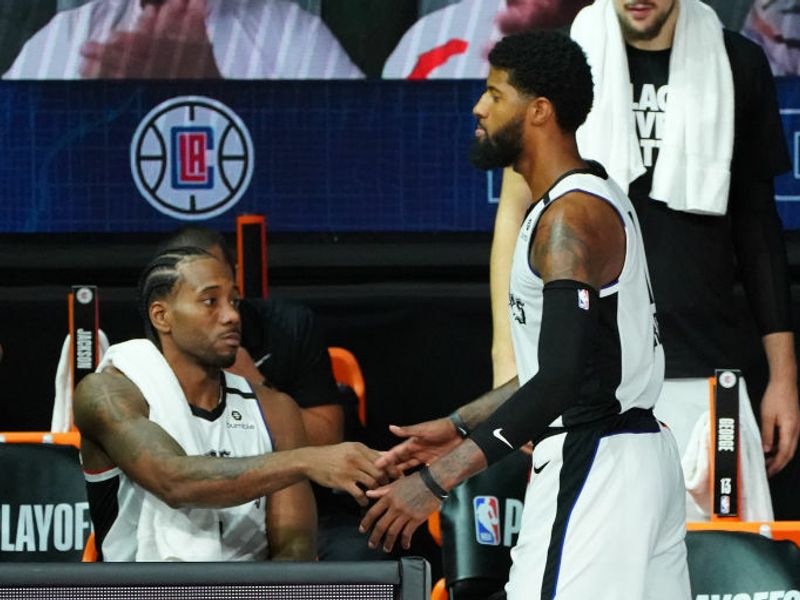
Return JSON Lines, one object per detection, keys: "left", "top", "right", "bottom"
{"left": 254, "top": 353, "right": 272, "bottom": 367}
{"left": 492, "top": 428, "right": 513, "bottom": 449}
{"left": 533, "top": 461, "right": 550, "bottom": 475}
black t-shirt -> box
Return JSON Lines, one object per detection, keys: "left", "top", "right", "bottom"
{"left": 238, "top": 297, "right": 339, "bottom": 409}
{"left": 625, "top": 31, "right": 792, "bottom": 378}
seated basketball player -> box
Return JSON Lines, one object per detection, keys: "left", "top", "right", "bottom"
{"left": 74, "top": 246, "right": 387, "bottom": 561}
{"left": 159, "top": 226, "right": 392, "bottom": 560}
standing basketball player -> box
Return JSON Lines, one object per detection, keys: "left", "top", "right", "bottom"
{"left": 360, "top": 31, "right": 689, "bottom": 599}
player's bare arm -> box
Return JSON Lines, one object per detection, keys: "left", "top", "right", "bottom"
{"left": 75, "top": 367, "right": 387, "bottom": 509}
{"left": 491, "top": 168, "right": 534, "bottom": 386}
{"left": 256, "top": 385, "right": 316, "bottom": 560}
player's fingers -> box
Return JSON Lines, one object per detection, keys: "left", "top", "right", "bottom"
{"left": 367, "top": 512, "right": 394, "bottom": 550}
{"left": 770, "top": 422, "right": 799, "bottom": 476}
{"left": 366, "top": 485, "right": 390, "bottom": 499}
{"left": 374, "top": 444, "right": 410, "bottom": 470}
{"left": 401, "top": 519, "right": 419, "bottom": 550}
{"left": 353, "top": 471, "right": 378, "bottom": 491}
{"left": 388, "top": 424, "right": 416, "bottom": 439}
{"left": 376, "top": 456, "right": 404, "bottom": 481}
{"left": 345, "top": 482, "right": 369, "bottom": 507}
{"left": 381, "top": 516, "right": 406, "bottom": 553}
{"left": 359, "top": 497, "right": 387, "bottom": 534}
{"left": 761, "top": 412, "right": 776, "bottom": 454}
{"left": 354, "top": 456, "right": 388, "bottom": 486}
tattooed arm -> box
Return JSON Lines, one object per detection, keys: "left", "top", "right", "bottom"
{"left": 74, "top": 367, "right": 387, "bottom": 509}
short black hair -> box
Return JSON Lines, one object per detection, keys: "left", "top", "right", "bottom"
{"left": 137, "top": 246, "right": 213, "bottom": 348}
{"left": 488, "top": 31, "right": 593, "bottom": 133}
{"left": 157, "top": 226, "right": 236, "bottom": 271}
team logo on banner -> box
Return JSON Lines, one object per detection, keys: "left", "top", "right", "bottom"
{"left": 473, "top": 496, "right": 501, "bottom": 546}
{"left": 131, "top": 96, "right": 254, "bottom": 220}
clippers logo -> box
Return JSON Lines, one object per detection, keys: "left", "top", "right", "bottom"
{"left": 131, "top": 96, "right": 254, "bottom": 221}
{"left": 75, "top": 287, "right": 94, "bottom": 305}
{"left": 172, "top": 127, "right": 214, "bottom": 189}
{"left": 719, "top": 370, "right": 737, "bottom": 389}
{"left": 473, "top": 496, "right": 501, "bottom": 546}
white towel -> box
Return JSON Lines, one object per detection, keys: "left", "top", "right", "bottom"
{"left": 571, "top": 0, "right": 734, "bottom": 215}
{"left": 656, "top": 378, "right": 773, "bottom": 522}
{"left": 682, "top": 406, "right": 774, "bottom": 522}
{"left": 51, "top": 330, "right": 110, "bottom": 432}
{"left": 97, "top": 339, "right": 223, "bottom": 561}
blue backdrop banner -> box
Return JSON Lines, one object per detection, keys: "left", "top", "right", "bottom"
{"left": 2, "top": 78, "right": 799, "bottom": 233}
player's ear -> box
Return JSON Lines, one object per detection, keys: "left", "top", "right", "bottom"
{"left": 149, "top": 300, "right": 171, "bottom": 335}
{"left": 527, "top": 96, "right": 553, "bottom": 127}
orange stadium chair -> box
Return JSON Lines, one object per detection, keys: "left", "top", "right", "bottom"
{"left": 328, "top": 346, "right": 366, "bottom": 426}
{"left": 82, "top": 532, "right": 97, "bottom": 562}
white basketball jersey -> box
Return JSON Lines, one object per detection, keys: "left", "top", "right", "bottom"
{"left": 85, "top": 371, "right": 275, "bottom": 561}
{"left": 509, "top": 166, "right": 664, "bottom": 427}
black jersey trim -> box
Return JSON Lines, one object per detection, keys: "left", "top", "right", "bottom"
{"left": 222, "top": 370, "right": 259, "bottom": 399}
{"left": 541, "top": 430, "right": 601, "bottom": 599}
{"left": 223, "top": 387, "right": 258, "bottom": 399}
{"left": 189, "top": 379, "right": 228, "bottom": 421}
{"left": 540, "top": 161, "right": 609, "bottom": 205}
{"left": 86, "top": 473, "right": 121, "bottom": 562}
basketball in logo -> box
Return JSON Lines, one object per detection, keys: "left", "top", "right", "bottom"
{"left": 130, "top": 96, "right": 254, "bottom": 220}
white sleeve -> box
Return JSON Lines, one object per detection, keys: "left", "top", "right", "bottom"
{"left": 3, "top": 11, "right": 82, "bottom": 79}
{"left": 212, "top": 0, "right": 363, "bottom": 79}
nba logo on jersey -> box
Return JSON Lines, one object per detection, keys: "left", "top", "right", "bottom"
{"left": 473, "top": 496, "right": 501, "bottom": 546}
{"left": 578, "top": 288, "right": 590, "bottom": 310}
{"left": 172, "top": 127, "right": 214, "bottom": 189}
{"left": 720, "top": 495, "right": 730, "bottom": 515}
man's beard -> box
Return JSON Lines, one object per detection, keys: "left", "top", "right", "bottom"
{"left": 617, "top": 1, "right": 676, "bottom": 42}
{"left": 469, "top": 115, "right": 524, "bottom": 170}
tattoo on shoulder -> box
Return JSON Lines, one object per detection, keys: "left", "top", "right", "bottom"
{"left": 533, "top": 213, "right": 590, "bottom": 282}
{"left": 75, "top": 371, "right": 148, "bottom": 428}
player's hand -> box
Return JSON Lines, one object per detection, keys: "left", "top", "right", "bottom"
{"left": 375, "top": 418, "right": 463, "bottom": 473}
{"left": 358, "top": 473, "right": 441, "bottom": 553}
{"left": 761, "top": 378, "right": 800, "bottom": 476}
{"left": 304, "top": 442, "right": 389, "bottom": 506}
{"left": 79, "top": 0, "right": 221, "bottom": 79}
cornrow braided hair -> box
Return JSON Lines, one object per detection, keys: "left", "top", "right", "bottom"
{"left": 137, "top": 246, "right": 213, "bottom": 348}
{"left": 157, "top": 226, "right": 236, "bottom": 271}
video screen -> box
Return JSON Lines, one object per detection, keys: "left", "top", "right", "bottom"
{"left": 2, "top": 0, "right": 800, "bottom": 234}
{"left": 2, "top": 0, "right": 789, "bottom": 81}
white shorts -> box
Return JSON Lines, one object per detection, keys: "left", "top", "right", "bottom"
{"left": 505, "top": 412, "right": 690, "bottom": 600}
